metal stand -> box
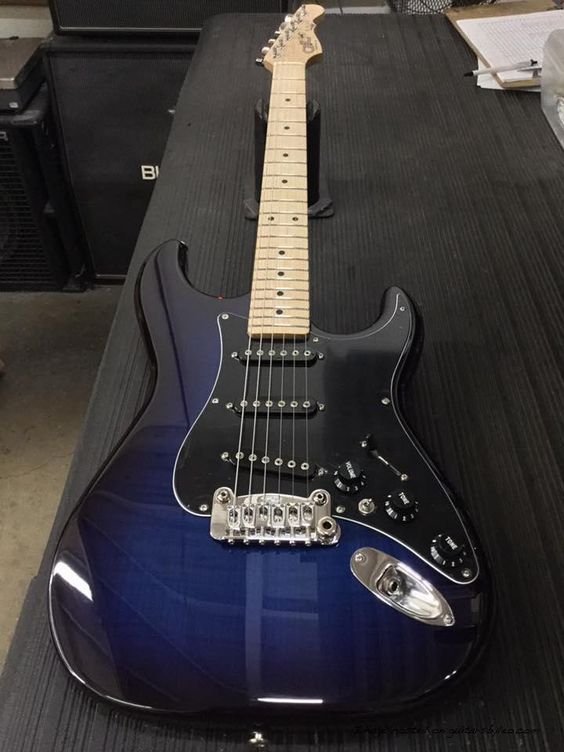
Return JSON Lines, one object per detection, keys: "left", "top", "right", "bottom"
{"left": 244, "top": 98, "right": 333, "bottom": 219}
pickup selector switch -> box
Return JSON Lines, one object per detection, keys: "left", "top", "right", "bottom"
{"left": 334, "top": 461, "right": 366, "bottom": 494}
{"left": 385, "top": 491, "right": 418, "bottom": 522}
{"left": 431, "top": 533, "right": 466, "bottom": 568}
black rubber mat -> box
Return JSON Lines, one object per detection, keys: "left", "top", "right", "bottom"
{"left": 1, "top": 13, "right": 563, "bottom": 751}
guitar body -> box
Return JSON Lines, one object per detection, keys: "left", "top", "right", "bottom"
{"left": 49, "top": 241, "right": 490, "bottom": 715}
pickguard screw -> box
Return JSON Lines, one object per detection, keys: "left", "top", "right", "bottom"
{"left": 400, "top": 306, "right": 406, "bottom": 312}
{"left": 318, "top": 353, "right": 324, "bottom": 360}
{"left": 226, "top": 402, "right": 233, "bottom": 409}
{"left": 318, "top": 403, "right": 325, "bottom": 411}
{"left": 212, "top": 398, "right": 219, "bottom": 404}
{"left": 221, "top": 452, "right": 229, "bottom": 460}
{"left": 400, "top": 473, "right": 409, "bottom": 481}
{"left": 231, "top": 351, "right": 237, "bottom": 358}
{"left": 354, "top": 552, "right": 366, "bottom": 564}
{"left": 461, "top": 568, "right": 473, "bottom": 579}
{"left": 199, "top": 504, "right": 209, "bottom": 512}
{"left": 360, "top": 440, "right": 368, "bottom": 448}
{"left": 312, "top": 491, "right": 328, "bottom": 505}
{"left": 221, "top": 314, "right": 229, "bottom": 319}
{"left": 336, "top": 505, "right": 345, "bottom": 514}
{"left": 443, "top": 614, "right": 454, "bottom": 626}
{"left": 312, "top": 337, "right": 319, "bottom": 343}
{"left": 381, "top": 397, "right": 391, "bottom": 405}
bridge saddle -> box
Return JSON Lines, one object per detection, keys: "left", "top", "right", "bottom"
{"left": 210, "top": 488, "right": 340, "bottom": 546}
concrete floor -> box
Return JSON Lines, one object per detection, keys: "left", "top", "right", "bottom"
{"left": 0, "top": 287, "right": 121, "bottom": 671}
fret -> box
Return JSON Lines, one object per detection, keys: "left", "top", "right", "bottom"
{"left": 262, "top": 166, "right": 306, "bottom": 179}
{"left": 267, "top": 111, "right": 306, "bottom": 123}
{"left": 258, "top": 218, "right": 308, "bottom": 229}
{"left": 252, "top": 270, "right": 308, "bottom": 281}
{"left": 263, "top": 151, "right": 306, "bottom": 166}
{"left": 259, "top": 201, "right": 307, "bottom": 214}
{"left": 265, "top": 135, "right": 306, "bottom": 151}
{"left": 267, "top": 121, "right": 307, "bottom": 137}
{"left": 270, "top": 79, "right": 305, "bottom": 95}
{"left": 249, "top": 61, "right": 309, "bottom": 338}
{"left": 269, "top": 93, "right": 307, "bottom": 110}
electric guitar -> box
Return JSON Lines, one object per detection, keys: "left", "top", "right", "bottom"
{"left": 49, "top": 5, "right": 490, "bottom": 716}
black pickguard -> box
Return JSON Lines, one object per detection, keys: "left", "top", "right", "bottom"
{"left": 174, "top": 287, "right": 480, "bottom": 584}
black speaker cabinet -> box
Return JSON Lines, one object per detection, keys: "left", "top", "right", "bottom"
{"left": 43, "top": 37, "right": 196, "bottom": 280}
{"left": 0, "top": 86, "right": 84, "bottom": 291}
{"left": 49, "top": 1, "right": 288, "bottom": 35}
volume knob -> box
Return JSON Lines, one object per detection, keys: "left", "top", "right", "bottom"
{"left": 334, "top": 460, "right": 366, "bottom": 494}
{"left": 385, "top": 491, "right": 418, "bottom": 523}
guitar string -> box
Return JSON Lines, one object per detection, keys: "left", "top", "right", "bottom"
{"left": 262, "top": 332, "right": 275, "bottom": 502}
{"left": 304, "top": 332, "right": 310, "bottom": 501}
{"left": 291, "top": 333, "right": 297, "bottom": 501}
{"left": 247, "top": 332, "right": 263, "bottom": 501}
{"left": 233, "top": 336, "right": 252, "bottom": 506}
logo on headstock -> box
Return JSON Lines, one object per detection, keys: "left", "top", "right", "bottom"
{"left": 299, "top": 35, "right": 317, "bottom": 54}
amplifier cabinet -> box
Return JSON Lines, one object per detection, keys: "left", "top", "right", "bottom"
{"left": 0, "top": 86, "right": 84, "bottom": 291}
{"left": 49, "top": 1, "right": 288, "bottom": 35}
{"left": 43, "top": 37, "right": 195, "bottom": 280}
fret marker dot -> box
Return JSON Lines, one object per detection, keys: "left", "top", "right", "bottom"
{"left": 292, "top": 216, "right": 298, "bottom": 221}
{"left": 278, "top": 250, "right": 285, "bottom": 255}
{"left": 284, "top": 126, "right": 290, "bottom": 130}
{"left": 276, "top": 309, "right": 283, "bottom": 315}
{"left": 283, "top": 153, "right": 289, "bottom": 157}
{"left": 285, "top": 98, "right": 291, "bottom": 102}
{"left": 282, "top": 179, "right": 288, "bottom": 184}
{"left": 278, "top": 271, "right": 284, "bottom": 276}
{"left": 277, "top": 291, "right": 284, "bottom": 296}
{"left": 268, "top": 216, "right": 274, "bottom": 221}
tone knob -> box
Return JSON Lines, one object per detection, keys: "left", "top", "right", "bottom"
{"left": 430, "top": 533, "right": 466, "bottom": 568}
{"left": 385, "top": 491, "right": 418, "bottom": 523}
{"left": 334, "top": 460, "right": 366, "bottom": 494}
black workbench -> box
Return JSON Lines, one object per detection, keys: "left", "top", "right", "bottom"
{"left": 1, "top": 13, "right": 563, "bottom": 751}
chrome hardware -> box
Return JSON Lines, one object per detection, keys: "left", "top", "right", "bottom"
{"left": 255, "top": 58, "right": 264, "bottom": 66}
{"left": 350, "top": 547, "right": 455, "bottom": 627}
{"left": 358, "top": 498, "right": 375, "bottom": 515}
{"left": 210, "top": 489, "right": 340, "bottom": 545}
{"left": 261, "top": 46, "right": 270, "bottom": 55}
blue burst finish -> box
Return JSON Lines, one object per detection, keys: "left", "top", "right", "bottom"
{"left": 49, "top": 241, "right": 490, "bottom": 715}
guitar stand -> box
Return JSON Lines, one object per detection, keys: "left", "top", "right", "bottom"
{"left": 244, "top": 98, "right": 334, "bottom": 219}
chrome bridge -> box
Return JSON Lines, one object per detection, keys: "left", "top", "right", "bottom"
{"left": 210, "top": 488, "right": 340, "bottom": 545}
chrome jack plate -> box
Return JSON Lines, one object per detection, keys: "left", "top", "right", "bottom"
{"left": 211, "top": 487, "right": 340, "bottom": 545}
{"left": 350, "top": 547, "right": 455, "bottom": 627}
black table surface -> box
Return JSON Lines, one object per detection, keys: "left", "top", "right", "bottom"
{"left": 1, "top": 13, "right": 563, "bottom": 752}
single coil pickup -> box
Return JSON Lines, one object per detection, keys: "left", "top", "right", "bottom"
{"left": 236, "top": 347, "right": 318, "bottom": 365}
{"left": 224, "top": 452, "right": 317, "bottom": 479}
{"left": 232, "top": 398, "right": 318, "bottom": 417}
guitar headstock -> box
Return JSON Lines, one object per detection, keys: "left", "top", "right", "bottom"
{"left": 257, "top": 4, "right": 325, "bottom": 72}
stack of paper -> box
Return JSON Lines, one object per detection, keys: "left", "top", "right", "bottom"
{"left": 457, "top": 8, "right": 564, "bottom": 89}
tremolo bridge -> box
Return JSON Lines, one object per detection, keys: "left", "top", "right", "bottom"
{"left": 210, "top": 488, "right": 340, "bottom": 545}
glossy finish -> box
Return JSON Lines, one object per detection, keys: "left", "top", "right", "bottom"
{"left": 49, "top": 241, "right": 490, "bottom": 715}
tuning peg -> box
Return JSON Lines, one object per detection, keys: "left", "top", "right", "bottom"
{"left": 268, "top": 38, "right": 276, "bottom": 45}
{"left": 284, "top": 14, "right": 294, "bottom": 23}
{"left": 274, "top": 29, "right": 281, "bottom": 36}
{"left": 261, "top": 46, "right": 270, "bottom": 55}
{"left": 255, "top": 57, "right": 264, "bottom": 66}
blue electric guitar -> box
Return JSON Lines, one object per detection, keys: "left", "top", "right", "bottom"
{"left": 49, "top": 5, "right": 490, "bottom": 716}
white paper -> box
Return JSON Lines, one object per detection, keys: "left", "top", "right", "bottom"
{"left": 458, "top": 9, "right": 564, "bottom": 83}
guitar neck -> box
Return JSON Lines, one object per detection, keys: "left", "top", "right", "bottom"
{"left": 248, "top": 61, "right": 309, "bottom": 339}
